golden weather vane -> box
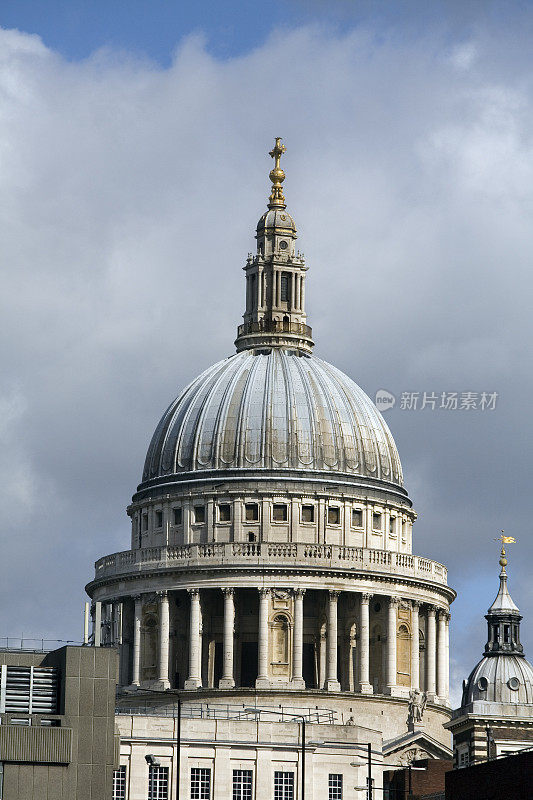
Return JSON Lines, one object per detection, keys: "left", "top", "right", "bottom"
{"left": 268, "top": 137, "right": 287, "bottom": 207}
{"left": 495, "top": 530, "right": 517, "bottom": 569}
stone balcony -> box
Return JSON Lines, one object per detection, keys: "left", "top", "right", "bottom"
{"left": 92, "top": 542, "right": 449, "bottom": 587}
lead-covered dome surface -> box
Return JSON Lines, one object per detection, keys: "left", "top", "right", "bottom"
{"left": 257, "top": 208, "right": 296, "bottom": 232}
{"left": 462, "top": 654, "right": 533, "bottom": 705}
{"left": 142, "top": 349, "right": 403, "bottom": 486}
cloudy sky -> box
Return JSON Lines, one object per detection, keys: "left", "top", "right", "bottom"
{"left": 1, "top": 0, "right": 532, "bottom": 705}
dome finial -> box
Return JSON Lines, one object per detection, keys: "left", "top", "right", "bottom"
{"left": 497, "top": 530, "right": 516, "bottom": 572}
{"left": 268, "top": 137, "right": 287, "bottom": 208}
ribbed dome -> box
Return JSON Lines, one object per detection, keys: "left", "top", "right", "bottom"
{"left": 142, "top": 349, "right": 403, "bottom": 486}
{"left": 463, "top": 654, "right": 533, "bottom": 705}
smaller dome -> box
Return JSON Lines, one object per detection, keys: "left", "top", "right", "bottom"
{"left": 257, "top": 208, "right": 296, "bottom": 233}
{"left": 463, "top": 654, "right": 533, "bottom": 705}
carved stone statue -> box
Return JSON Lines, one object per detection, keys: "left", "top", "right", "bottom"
{"left": 408, "top": 689, "right": 427, "bottom": 723}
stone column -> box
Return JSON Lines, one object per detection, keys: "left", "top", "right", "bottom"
{"left": 437, "top": 609, "right": 448, "bottom": 700}
{"left": 220, "top": 588, "right": 235, "bottom": 689}
{"left": 358, "top": 593, "right": 373, "bottom": 694}
{"left": 256, "top": 589, "right": 270, "bottom": 688}
{"left": 385, "top": 596, "right": 399, "bottom": 694}
{"left": 426, "top": 605, "right": 437, "bottom": 697}
{"left": 411, "top": 601, "right": 421, "bottom": 690}
{"left": 326, "top": 590, "right": 341, "bottom": 691}
{"left": 185, "top": 589, "right": 202, "bottom": 689}
{"left": 157, "top": 591, "right": 170, "bottom": 689}
{"left": 292, "top": 589, "right": 305, "bottom": 688}
{"left": 445, "top": 612, "right": 450, "bottom": 700}
{"left": 132, "top": 595, "right": 142, "bottom": 686}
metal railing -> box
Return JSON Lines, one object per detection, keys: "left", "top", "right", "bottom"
{"left": 115, "top": 703, "right": 336, "bottom": 724}
{"left": 0, "top": 638, "right": 84, "bottom": 652}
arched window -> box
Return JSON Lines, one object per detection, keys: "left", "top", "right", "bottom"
{"left": 272, "top": 615, "right": 289, "bottom": 663}
{"left": 397, "top": 623, "right": 411, "bottom": 686}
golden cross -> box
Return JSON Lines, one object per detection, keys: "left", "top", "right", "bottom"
{"left": 269, "top": 137, "right": 286, "bottom": 170}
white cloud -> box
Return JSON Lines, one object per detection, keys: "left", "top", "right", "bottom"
{"left": 0, "top": 19, "right": 532, "bottom": 690}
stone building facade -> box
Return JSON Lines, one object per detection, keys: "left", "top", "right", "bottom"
{"left": 86, "top": 139, "right": 456, "bottom": 798}
{"left": 0, "top": 645, "right": 118, "bottom": 799}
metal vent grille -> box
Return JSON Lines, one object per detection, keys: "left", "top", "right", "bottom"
{"left": 0, "top": 665, "right": 59, "bottom": 714}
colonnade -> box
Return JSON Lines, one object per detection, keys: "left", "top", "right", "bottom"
{"left": 125, "top": 588, "right": 450, "bottom": 701}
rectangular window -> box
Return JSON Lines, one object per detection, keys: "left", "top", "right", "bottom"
{"left": 389, "top": 517, "right": 396, "bottom": 535}
{"left": 401, "top": 520, "right": 407, "bottom": 539}
{"left": 302, "top": 505, "right": 315, "bottom": 523}
{"left": 233, "top": 769, "right": 253, "bottom": 800}
{"left": 148, "top": 765, "right": 168, "bottom": 800}
{"left": 352, "top": 508, "right": 363, "bottom": 527}
{"left": 218, "top": 504, "right": 231, "bottom": 522}
{"left": 155, "top": 510, "right": 163, "bottom": 528}
{"left": 194, "top": 506, "right": 205, "bottom": 524}
{"left": 274, "top": 772, "right": 294, "bottom": 800}
{"left": 142, "top": 514, "right": 148, "bottom": 531}
{"left": 329, "top": 774, "right": 343, "bottom": 800}
{"left": 328, "top": 506, "right": 340, "bottom": 525}
{"left": 113, "top": 766, "right": 127, "bottom": 800}
{"left": 248, "top": 532, "right": 255, "bottom": 542}
{"left": 173, "top": 508, "right": 182, "bottom": 526}
{"left": 245, "top": 503, "right": 259, "bottom": 521}
{"left": 372, "top": 512, "right": 382, "bottom": 530}
{"left": 273, "top": 504, "right": 288, "bottom": 522}
{"left": 191, "top": 767, "right": 211, "bottom": 800}
{"left": 280, "top": 273, "right": 290, "bottom": 303}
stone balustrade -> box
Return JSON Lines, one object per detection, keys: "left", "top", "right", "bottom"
{"left": 93, "top": 543, "right": 448, "bottom": 585}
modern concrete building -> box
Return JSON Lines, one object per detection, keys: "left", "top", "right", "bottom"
{"left": 0, "top": 644, "right": 118, "bottom": 799}
{"left": 445, "top": 544, "right": 533, "bottom": 767}
{"left": 86, "top": 139, "right": 456, "bottom": 799}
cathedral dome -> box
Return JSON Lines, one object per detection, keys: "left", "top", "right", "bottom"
{"left": 141, "top": 348, "right": 404, "bottom": 488}
{"left": 462, "top": 653, "right": 533, "bottom": 705}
